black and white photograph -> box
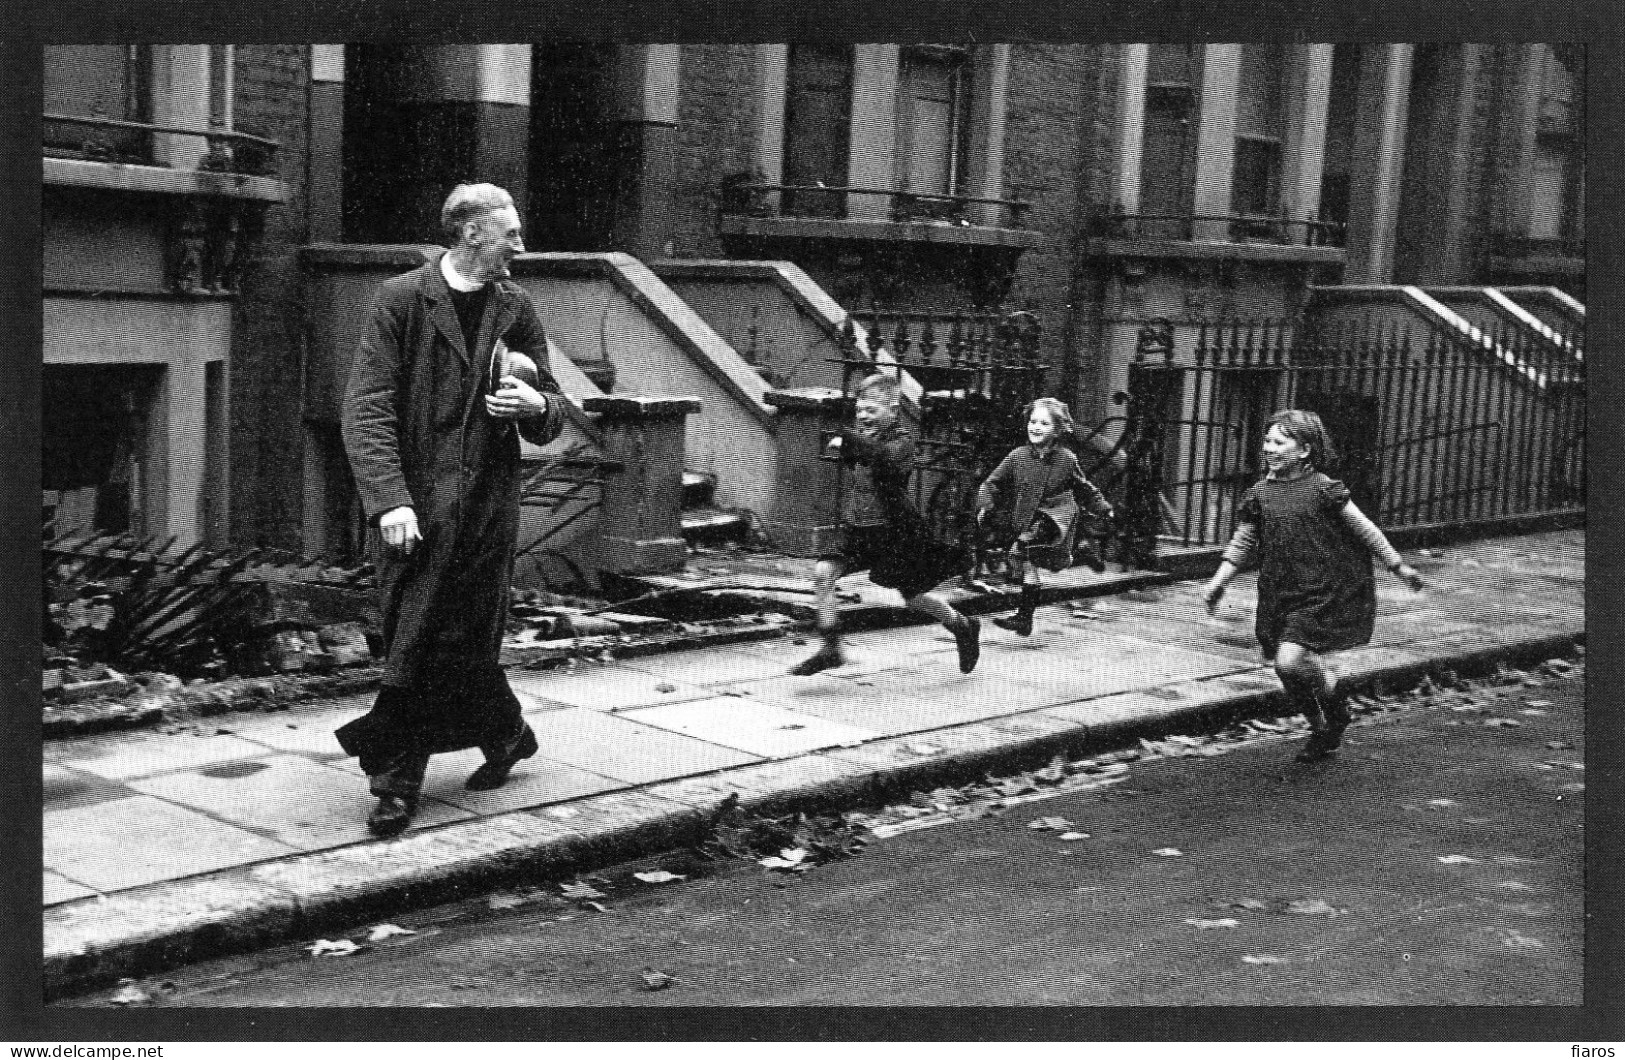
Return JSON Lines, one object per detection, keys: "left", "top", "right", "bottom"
{"left": 9, "top": 25, "right": 1616, "bottom": 1044}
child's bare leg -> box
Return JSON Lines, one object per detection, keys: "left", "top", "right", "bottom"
{"left": 1276, "top": 642, "right": 1345, "bottom": 759}
{"left": 790, "top": 560, "right": 845, "bottom": 675}
{"left": 993, "top": 544, "right": 1039, "bottom": 636}
{"left": 905, "top": 590, "right": 981, "bottom": 673}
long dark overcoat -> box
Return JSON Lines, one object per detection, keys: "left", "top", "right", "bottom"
{"left": 343, "top": 256, "right": 564, "bottom": 688}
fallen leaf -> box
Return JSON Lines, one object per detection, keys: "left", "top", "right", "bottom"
{"left": 1285, "top": 899, "right": 1341, "bottom": 916}
{"left": 1151, "top": 847, "right": 1183, "bottom": 857}
{"left": 1058, "top": 832, "right": 1091, "bottom": 841}
{"left": 108, "top": 979, "right": 151, "bottom": 1005}
{"left": 1484, "top": 718, "right": 1523, "bottom": 728}
{"left": 1028, "top": 816, "right": 1075, "bottom": 832}
{"left": 1559, "top": 782, "right": 1585, "bottom": 792}
{"left": 488, "top": 894, "right": 527, "bottom": 910}
{"left": 1427, "top": 799, "right": 1460, "bottom": 808}
{"left": 634, "top": 870, "right": 686, "bottom": 885}
{"left": 306, "top": 938, "right": 360, "bottom": 957}
{"left": 560, "top": 881, "right": 606, "bottom": 900}
{"left": 544, "top": 806, "right": 579, "bottom": 820}
{"left": 904, "top": 743, "right": 943, "bottom": 757}
{"left": 1525, "top": 699, "right": 1553, "bottom": 708}
{"left": 1034, "top": 754, "right": 1069, "bottom": 784}
{"left": 1502, "top": 931, "right": 1545, "bottom": 949}
{"left": 1241, "top": 954, "right": 1287, "bottom": 965}
{"left": 1437, "top": 855, "right": 1479, "bottom": 865}
{"left": 1520, "top": 709, "right": 1548, "bottom": 716}
{"left": 655, "top": 683, "right": 677, "bottom": 693}
{"left": 640, "top": 968, "right": 675, "bottom": 991}
{"left": 366, "top": 923, "right": 417, "bottom": 942}
{"left": 585, "top": 901, "right": 609, "bottom": 912}
{"left": 1184, "top": 917, "right": 1240, "bottom": 929}
{"left": 1545, "top": 740, "right": 1575, "bottom": 750}
{"left": 1217, "top": 898, "right": 1270, "bottom": 911}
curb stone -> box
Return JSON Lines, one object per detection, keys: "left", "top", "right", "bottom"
{"left": 43, "top": 625, "right": 1583, "bottom": 1002}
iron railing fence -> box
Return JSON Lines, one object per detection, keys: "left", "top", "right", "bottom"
{"left": 1097, "top": 212, "right": 1348, "bottom": 248}
{"left": 1113, "top": 315, "right": 1585, "bottom": 563}
{"left": 720, "top": 180, "right": 1033, "bottom": 229}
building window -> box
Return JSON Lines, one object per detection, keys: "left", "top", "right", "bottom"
{"left": 782, "top": 45, "right": 853, "bottom": 218}
{"left": 208, "top": 45, "right": 233, "bottom": 130}
{"left": 44, "top": 46, "right": 151, "bottom": 162}
{"left": 896, "top": 45, "right": 972, "bottom": 219}
{"left": 1231, "top": 44, "right": 1288, "bottom": 235}
{"left": 1529, "top": 45, "right": 1581, "bottom": 244}
{"left": 1317, "top": 44, "right": 1361, "bottom": 232}
{"left": 1138, "top": 44, "right": 1201, "bottom": 238}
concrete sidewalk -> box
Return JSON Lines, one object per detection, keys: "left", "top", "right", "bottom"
{"left": 42, "top": 528, "right": 1584, "bottom": 998}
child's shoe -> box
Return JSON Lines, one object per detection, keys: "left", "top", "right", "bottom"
{"left": 790, "top": 635, "right": 845, "bottom": 676}
{"left": 953, "top": 615, "right": 981, "bottom": 673}
{"left": 993, "top": 583, "right": 1039, "bottom": 636}
{"left": 1295, "top": 726, "right": 1338, "bottom": 762}
{"left": 1320, "top": 684, "right": 1352, "bottom": 751}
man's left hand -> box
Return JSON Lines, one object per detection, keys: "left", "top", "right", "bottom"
{"left": 486, "top": 375, "right": 551, "bottom": 420}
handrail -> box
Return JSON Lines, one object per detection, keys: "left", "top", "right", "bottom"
{"left": 44, "top": 112, "right": 280, "bottom": 152}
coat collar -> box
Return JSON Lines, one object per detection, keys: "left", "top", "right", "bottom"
{"left": 418, "top": 252, "right": 519, "bottom": 368}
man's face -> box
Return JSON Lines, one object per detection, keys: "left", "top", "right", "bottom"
{"left": 462, "top": 205, "right": 525, "bottom": 283}
{"left": 855, "top": 397, "right": 896, "bottom": 435}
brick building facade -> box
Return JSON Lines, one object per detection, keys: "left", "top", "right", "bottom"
{"left": 42, "top": 43, "right": 1583, "bottom": 556}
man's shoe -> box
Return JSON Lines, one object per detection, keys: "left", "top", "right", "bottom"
{"left": 465, "top": 723, "right": 539, "bottom": 791}
{"left": 790, "top": 642, "right": 845, "bottom": 676}
{"left": 954, "top": 616, "right": 981, "bottom": 673}
{"left": 367, "top": 793, "right": 416, "bottom": 837}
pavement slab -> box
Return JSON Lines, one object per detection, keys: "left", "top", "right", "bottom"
{"left": 506, "top": 663, "right": 713, "bottom": 712}
{"left": 43, "top": 762, "right": 139, "bottom": 812}
{"left": 525, "top": 706, "right": 763, "bottom": 784}
{"left": 44, "top": 871, "right": 98, "bottom": 906}
{"left": 45, "top": 795, "right": 298, "bottom": 893}
{"left": 127, "top": 754, "right": 475, "bottom": 851}
{"left": 54, "top": 730, "right": 275, "bottom": 782}
{"left": 620, "top": 696, "right": 880, "bottom": 758}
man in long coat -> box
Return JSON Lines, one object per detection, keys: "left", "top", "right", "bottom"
{"left": 338, "top": 183, "right": 564, "bottom": 837}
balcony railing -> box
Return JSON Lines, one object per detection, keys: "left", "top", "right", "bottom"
{"left": 44, "top": 112, "right": 280, "bottom": 176}
{"left": 1097, "top": 211, "right": 1348, "bottom": 248}
{"left": 720, "top": 181, "right": 1033, "bottom": 229}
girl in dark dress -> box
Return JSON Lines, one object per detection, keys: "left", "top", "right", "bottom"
{"left": 975, "top": 397, "right": 1115, "bottom": 637}
{"left": 1203, "top": 410, "right": 1425, "bottom": 761}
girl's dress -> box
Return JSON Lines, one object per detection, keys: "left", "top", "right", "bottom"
{"left": 1235, "top": 471, "right": 1376, "bottom": 657}
{"left": 977, "top": 443, "right": 1112, "bottom": 572}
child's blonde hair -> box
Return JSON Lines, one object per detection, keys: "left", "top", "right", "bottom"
{"left": 1266, "top": 409, "right": 1337, "bottom": 470}
{"left": 855, "top": 372, "right": 901, "bottom": 405}
{"left": 1025, "top": 396, "right": 1074, "bottom": 436}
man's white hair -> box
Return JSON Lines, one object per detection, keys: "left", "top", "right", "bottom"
{"left": 441, "top": 183, "right": 515, "bottom": 244}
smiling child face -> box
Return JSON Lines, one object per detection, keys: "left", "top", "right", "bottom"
{"left": 1027, "top": 406, "right": 1059, "bottom": 448}
{"left": 1262, "top": 423, "right": 1310, "bottom": 475}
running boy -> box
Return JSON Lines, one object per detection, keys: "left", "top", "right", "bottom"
{"left": 1203, "top": 409, "right": 1425, "bottom": 762}
{"left": 975, "top": 397, "right": 1115, "bottom": 636}
{"left": 790, "top": 372, "right": 981, "bottom": 676}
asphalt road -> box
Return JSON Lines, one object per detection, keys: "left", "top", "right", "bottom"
{"left": 74, "top": 659, "right": 1584, "bottom": 1007}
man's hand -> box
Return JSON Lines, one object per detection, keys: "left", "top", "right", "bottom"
{"left": 485, "top": 375, "right": 551, "bottom": 420}
{"left": 1202, "top": 579, "right": 1226, "bottom": 616}
{"left": 379, "top": 506, "right": 421, "bottom": 554}
{"left": 1393, "top": 562, "right": 1425, "bottom": 593}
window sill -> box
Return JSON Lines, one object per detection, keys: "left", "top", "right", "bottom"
{"left": 1088, "top": 236, "right": 1345, "bottom": 266}
{"left": 44, "top": 157, "right": 288, "bottom": 203}
{"left": 720, "top": 214, "right": 1044, "bottom": 249}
